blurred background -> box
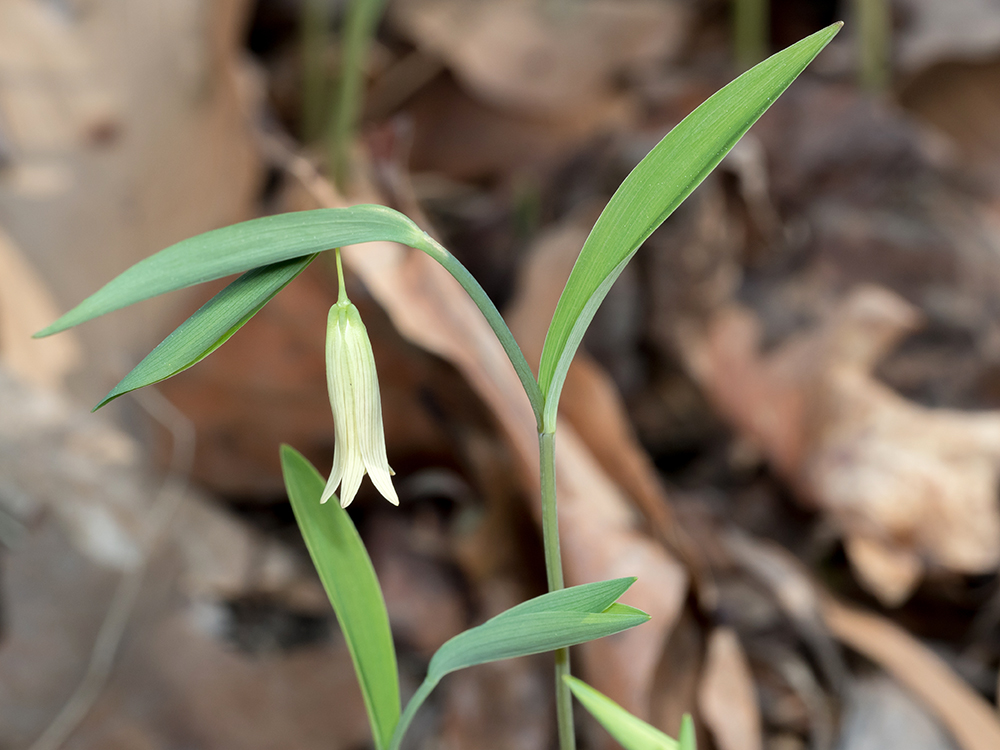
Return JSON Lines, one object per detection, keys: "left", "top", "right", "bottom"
{"left": 3, "top": 1, "right": 1000, "bottom": 749}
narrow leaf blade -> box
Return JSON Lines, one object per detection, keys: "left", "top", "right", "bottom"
{"left": 678, "top": 714, "right": 698, "bottom": 750}
{"left": 428, "top": 579, "right": 648, "bottom": 680}
{"left": 281, "top": 446, "right": 400, "bottom": 750}
{"left": 36, "top": 205, "right": 427, "bottom": 337}
{"left": 95, "top": 255, "right": 316, "bottom": 410}
{"left": 565, "top": 676, "right": 679, "bottom": 750}
{"left": 389, "top": 580, "right": 650, "bottom": 750}
{"left": 431, "top": 609, "right": 650, "bottom": 678}
{"left": 537, "top": 22, "right": 842, "bottom": 430}
{"left": 490, "top": 576, "right": 637, "bottom": 620}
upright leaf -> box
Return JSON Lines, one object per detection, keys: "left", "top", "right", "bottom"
{"left": 95, "top": 255, "right": 316, "bottom": 410}
{"left": 564, "top": 676, "right": 681, "bottom": 750}
{"left": 281, "top": 446, "right": 400, "bottom": 750}
{"left": 389, "top": 578, "right": 650, "bottom": 750}
{"left": 678, "top": 714, "right": 698, "bottom": 750}
{"left": 537, "top": 22, "right": 842, "bottom": 431}
{"left": 35, "top": 205, "right": 428, "bottom": 337}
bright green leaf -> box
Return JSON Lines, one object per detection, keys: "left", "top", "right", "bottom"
{"left": 35, "top": 205, "right": 427, "bottom": 338}
{"left": 94, "top": 255, "right": 316, "bottom": 410}
{"left": 429, "top": 605, "right": 648, "bottom": 678}
{"left": 679, "top": 714, "right": 698, "bottom": 750}
{"left": 564, "top": 675, "right": 679, "bottom": 750}
{"left": 389, "top": 578, "right": 650, "bottom": 750}
{"left": 280, "top": 446, "right": 400, "bottom": 750}
{"left": 537, "top": 22, "right": 842, "bottom": 432}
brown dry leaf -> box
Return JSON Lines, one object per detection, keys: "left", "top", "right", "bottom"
{"left": 403, "top": 73, "right": 622, "bottom": 181}
{"left": 0, "top": 370, "right": 372, "bottom": 750}
{"left": 822, "top": 597, "right": 1000, "bottom": 750}
{"left": 0, "top": 0, "right": 117, "bottom": 159}
{"left": 697, "top": 627, "right": 763, "bottom": 750}
{"left": 895, "top": 0, "right": 1000, "bottom": 72}
{"left": 277, "top": 150, "right": 688, "bottom": 721}
{"left": 0, "top": 0, "right": 260, "bottom": 396}
{"left": 683, "top": 284, "right": 1000, "bottom": 605}
{"left": 838, "top": 674, "right": 961, "bottom": 750}
{"left": 649, "top": 608, "right": 704, "bottom": 739}
{"left": 900, "top": 58, "right": 1000, "bottom": 193}
{"left": 721, "top": 531, "right": 846, "bottom": 693}
{"left": 722, "top": 526, "right": 1000, "bottom": 750}
{"left": 0, "top": 226, "right": 80, "bottom": 389}
{"left": 391, "top": 0, "right": 689, "bottom": 120}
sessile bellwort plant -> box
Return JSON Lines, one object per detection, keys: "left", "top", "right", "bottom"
{"left": 31, "top": 22, "right": 840, "bottom": 750}
{"left": 321, "top": 248, "right": 398, "bottom": 508}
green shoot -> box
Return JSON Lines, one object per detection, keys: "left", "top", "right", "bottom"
{"left": 734, "top": 0, "right": 769, "bottom": 70}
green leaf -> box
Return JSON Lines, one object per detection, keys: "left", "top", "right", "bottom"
{"left": 536, "top": 22, "right": 842, "bottom": 432}
{"left": 34, "top": 204, "right": 544, "bottom": 427}
{"left": 94, "top": 255, "right": 316, "bottom": 410}
{"left": 389, "top": 578, "right": 650, "bottom": 750}
{"left": 564, "top": 675, "right": 680, "bottom": 750}
{"left": 429, "top": 602, "right": 648, "bottom": 678}
{"left": 679, "top": 714, "right": 698, "bottom": 750}
{"left": 35, "top": 205, "right": 427, "bottom": 338}
{"left": 280, "top": 446, "right": 400, "bottom": 750}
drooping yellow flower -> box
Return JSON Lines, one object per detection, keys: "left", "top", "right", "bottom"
{"left": 321, "top": 295, "right": 398, "bottom": 508}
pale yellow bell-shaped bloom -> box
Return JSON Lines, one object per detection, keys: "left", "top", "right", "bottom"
{"left": 321, "top": 296, "right": 398, "bottom": 508}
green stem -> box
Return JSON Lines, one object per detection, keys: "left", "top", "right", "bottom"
{"left": 334, "top": 247, "right": 348, "bottom": 301}
{"left": 540, "top": 430, "right": 575, "bottom": 750}
{"left": 330, "top": 0, "right": 387, "bottom": 191}
{"left": 733, "top": 0, "right": 769, "bottom": 70}
{"left": 300, "top": 0, "right": 329, "bottom": 144}
{"left": 416, "top": 235, "right": 544, "bottom": 430}
{"left": 388, "top": 677, "right": 438, "bottom": 750}
{"left": 855, "top": 0, "right": 891, "bottom": 91}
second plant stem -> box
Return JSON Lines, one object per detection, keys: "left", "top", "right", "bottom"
{"left": 539, "top": 430, "right": 575, "bottom": 750}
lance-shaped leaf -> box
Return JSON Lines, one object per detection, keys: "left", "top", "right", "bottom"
{"left": 280, "top": 446, "right": 400, "bottom": 750}
{"left": 536, "top": 22, "right": 842, "bottom": 432}
{"left": 34, "top": 204, "right": 543, "bottom": 424}
{"left": 389, "top": 578, "right": 649, "bottom": 750}
{"left": 34, "top": 205, "right": 427, "bottom": 338}
{"left": 679, "top": 714, "right": 697, "bottom": 750}
{"left": 94, "top": 255, "right": 316, "bottom": 410}
{"left": 565, "top": 675, "right": 687, "bottom": 750}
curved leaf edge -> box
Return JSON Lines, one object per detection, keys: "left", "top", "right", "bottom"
{"left": 280, "top": 445, "right": 401, "bottom": 750}
{"left": 536, "top": 22, "right": 843, "bottom": 432}
{"left": 388, "top": 578, "right": 650, "bottom": 750}
{"left": 94, "top": 255, "right": 316, "bottom": 410}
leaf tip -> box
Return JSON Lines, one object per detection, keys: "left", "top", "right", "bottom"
{"left": 32, "top": 324, "right": 57, "bottom": 339}
{"left": 611, "top": 576, "right": 639, "bottom": 596}
{"left": 679, "top": 714, "right": 697, "bottom": 750}
{"left": 820, "top": 21, "right": 844, "bottom": 41}
{"left": 93, "top": 387, "right": 126, "bottom": 411}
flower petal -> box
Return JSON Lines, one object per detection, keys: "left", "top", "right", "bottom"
{"left": 322, "top": 299, "right": 398, "bottom": 508}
